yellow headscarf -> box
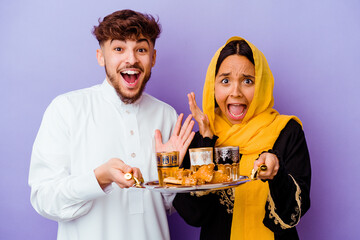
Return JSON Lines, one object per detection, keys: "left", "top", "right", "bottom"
{"left": 202, "top": 36, "right": 301, "bottom": 240}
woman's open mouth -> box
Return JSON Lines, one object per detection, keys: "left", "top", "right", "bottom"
{"left": 227, "top": 103, "right": 247, "bottom": 120}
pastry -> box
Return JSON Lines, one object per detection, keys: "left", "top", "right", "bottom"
{"left": 210, "top": 171, "right": 231, "bottom": 183}
{"left": 191, "top": 164, "right": 214, "bottom": 183}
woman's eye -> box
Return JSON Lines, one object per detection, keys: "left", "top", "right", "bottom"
{"left": 114, "top": 47, "right": 122, "bottom": 51}
{"left": 244, "top": 79, "right": 254, "bottom": 84}
{"left": 221, "top": 79, "right": 229, "bottom": 84}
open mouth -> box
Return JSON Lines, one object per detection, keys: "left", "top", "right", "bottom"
{"left": 227, "top": 104, "right": 247, "bottom": 120}
{"left": 120, "top": 70, "right": 140, "bottom": 87}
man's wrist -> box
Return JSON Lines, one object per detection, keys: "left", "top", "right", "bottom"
{"left": 94, "top": 165, "right": 112, "bottom": 190}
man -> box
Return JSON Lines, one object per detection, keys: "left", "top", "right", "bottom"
{"left": 29, "top": 10, "right": 194, "bottom": 240}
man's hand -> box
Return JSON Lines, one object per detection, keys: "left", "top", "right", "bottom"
{"left": 253, "top": 152, "right": 279, "bottom": 180}
{"left": 188, "top": 92, "right": 213, "bottom": 138}
{"left": 94, "top": 158, "right": 142, "bottom": 190}
{"left": 155, "top": 113, "right": 195, "bottom": 165}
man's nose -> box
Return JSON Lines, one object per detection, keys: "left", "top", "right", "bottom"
{"left": 125, "top": 51, "right": 138, "bottom": 65}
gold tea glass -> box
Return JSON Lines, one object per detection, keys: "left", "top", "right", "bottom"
{"left": 214, "top": 146, "right": 240, "bottom": 180}
{"left": 189, "top": 147, "right": 213, "bottom": 172}
{"left": 156, "top": 151, "right": 179, "bottom": 186}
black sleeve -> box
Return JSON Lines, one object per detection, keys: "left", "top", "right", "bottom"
{"left": 173, "top": 191, "right": 232, "bottom": 240}
{"left": 263, "top": 119, "right": 311, "bottom": 236}
{"left": 173, "top": 192, "right": 218, "bottom": 227}
{"left": 173, "top": 132, "right": 232, "bottom": 240}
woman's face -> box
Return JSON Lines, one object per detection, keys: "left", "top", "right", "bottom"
{"left": 214, "top": 55, "right": 255, "bottom": 125}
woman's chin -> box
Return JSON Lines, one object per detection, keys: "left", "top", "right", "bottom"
{"left": 227, "top": 111, "right": 247, "bottom": 125}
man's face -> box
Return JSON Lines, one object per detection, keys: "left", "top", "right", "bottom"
{"left": 96, "top": 37, "right": 156, "bottom": 104}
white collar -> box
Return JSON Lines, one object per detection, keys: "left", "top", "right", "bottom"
{"left": 100, "top": 79, "right": 142, "bottom": 113}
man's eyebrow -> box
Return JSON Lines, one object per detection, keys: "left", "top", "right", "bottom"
{"left": 110, "top": 39, "right": 125, "bottom": 44}
{"left": 109, "top": 38, "right": 150, "bottom": 46}
{"left": 136, "top": 38, "right": 150, "bottom": 46}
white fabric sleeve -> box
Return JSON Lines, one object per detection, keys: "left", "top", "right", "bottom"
{"left": 28, "top": 97, "right": 106, "bottom": 222}
{"left": 162, "top": 193, "right": 176, "bottom": 215}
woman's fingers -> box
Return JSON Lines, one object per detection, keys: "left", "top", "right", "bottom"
{"left": 255, "top": 153, "right": 279, "bottom": 180}
{"left": 188, "top": 92, "right": 200, "bottom": 117}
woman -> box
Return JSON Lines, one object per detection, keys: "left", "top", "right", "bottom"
{"left": 173, "top": 36, "right": 311, "bottom": 240}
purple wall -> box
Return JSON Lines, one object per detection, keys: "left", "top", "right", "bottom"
{"left": 1, "top": 0, "right": 359, "bottom": 239}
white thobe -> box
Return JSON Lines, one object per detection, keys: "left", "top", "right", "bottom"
{"left": 29, "top": 80, "right": 178, "bottom": 240}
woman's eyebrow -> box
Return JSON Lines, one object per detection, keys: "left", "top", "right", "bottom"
{"left": 243, "top": 74, "right": 255, "bottom": 78}
{"left": 217, "top": 72, "right": 255, "bottom": 78}
{"left": 217, "top": 72, "right": 230, "bottom": 77}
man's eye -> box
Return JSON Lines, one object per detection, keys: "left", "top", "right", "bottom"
{"left": 114, "top": 47, "right": 122, "bottom": 51}
{"left": 138, "top": 48, "right": 147, "bottom": 53}
{"left": 221, "top": 79, "right": 229, "bottom": 84}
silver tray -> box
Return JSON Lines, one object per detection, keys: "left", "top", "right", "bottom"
{"left": 144, "top": 175, "right": 250, "bottom": 193}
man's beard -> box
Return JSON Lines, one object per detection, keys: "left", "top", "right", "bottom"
{"left": 105, "top": 66, "right": 151, "bottom": 104}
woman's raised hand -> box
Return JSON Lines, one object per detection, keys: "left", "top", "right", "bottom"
{"left": 188, "top": 92, "right": 213, "bottom": 138}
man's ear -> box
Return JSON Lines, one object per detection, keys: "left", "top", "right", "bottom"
{"left": 152, "top": 49, "right": 157, "bottom": 67}
{"left": 96, "top": 48, "right": 105, "bottom": 67}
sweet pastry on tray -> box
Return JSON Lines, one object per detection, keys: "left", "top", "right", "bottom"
{"left": 163, "top": 164, "right": 231, "bottom": 186}
{"left": 217, "top": 164, "right": 227, "bottom": 174}
{"left": 191, "top": 164, "right": 215, "bottom": 183}
{"left": 175, "top": 168, "right": 192, "bottom": 180}
{"left": 182, "top": 175, "right": 197, "bottom": 186}
{"left": 163, "top": 177, "right": 182, "bottom": 185}
{"left": 210, "top": 171, "right": 231, "bottom": 184}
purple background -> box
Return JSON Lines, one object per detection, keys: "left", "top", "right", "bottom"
{"left": 1, "top": 0, "right": 359, "bottom": 239}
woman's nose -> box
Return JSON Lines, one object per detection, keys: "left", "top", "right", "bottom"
{"left": 230, "top": 82, "right": 243, "bottom": 97}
